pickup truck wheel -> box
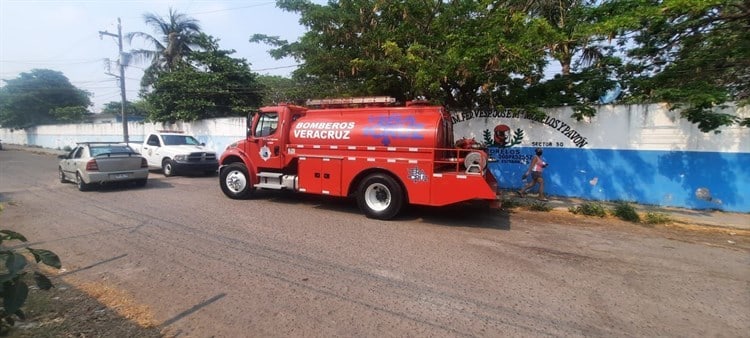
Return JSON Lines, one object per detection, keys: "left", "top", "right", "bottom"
{"left": 162, "top": 158, "right": 175, "bottom": 177}
{"left": 59, "top": 167, "right": 67, "bottom": 183}
{"left": 220, "top": 163, "right": 254, "bottom": 199}
{"left": 76, "top": 172, "right": 90, "bottom": 191}
{"left": 356, "top": 173, "right": 404, "bottom": 220}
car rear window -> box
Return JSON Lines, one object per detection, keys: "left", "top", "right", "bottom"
{"left": 90, "top": 145, "right": 134, "bottom": 157}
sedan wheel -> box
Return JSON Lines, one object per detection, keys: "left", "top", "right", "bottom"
{"left": 76, "top": 173, "right": 90, "bottom": 191}
{"left": 59, "top": 167, "right": 67, "bottom": 183}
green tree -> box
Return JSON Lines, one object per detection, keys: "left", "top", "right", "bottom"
{"left": 257, "top": 75, "right": 302, "bottom": 106}
{"left": 253, "top": 0, "right": 554, "bottom": 109}
{"left": 595, "top": 0, "right": 750, "bottom": 132}
{"left": 144, "top": 34, "right": 263, "bottom": 122}
{"left": 0, "top": 69, "right": 91, "bottom": 129}
{"left": 99, "top": 100, "right": 148, "bottom": 117}
{"left": 126, "top": 8, "right": 203, "bottom": 88}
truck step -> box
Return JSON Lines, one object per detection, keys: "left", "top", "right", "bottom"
{"left": 257, "top": 172, "right": 283, "bottom": 179}
{"left": 255, "top": 182, "right": 285, "bottom": 190}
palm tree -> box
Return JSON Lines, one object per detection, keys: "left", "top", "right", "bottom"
{"left": 126, "top": 8, "right": 202, "bottom": 87}
{"left": 508, "top": 0, "right": 601, "bottom": 76}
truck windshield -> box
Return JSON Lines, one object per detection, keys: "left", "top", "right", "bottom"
{"left": 162, "top": 135, "right": 201, "bottom": 146}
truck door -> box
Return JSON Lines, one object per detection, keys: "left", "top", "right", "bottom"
{"left": 141, "top": 134, "right": 162, "bottom": 167}
{"left": 248, "top": 111, "right": 283, "bottom": 169}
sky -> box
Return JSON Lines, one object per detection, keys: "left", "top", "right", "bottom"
{"left": 0, "top": 0, "right": 311, "bottom": 112}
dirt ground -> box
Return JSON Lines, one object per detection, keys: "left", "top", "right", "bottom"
{"left": 7, "top": 205, "right": 748, "bottom": 338}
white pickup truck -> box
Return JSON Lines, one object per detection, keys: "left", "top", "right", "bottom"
{"left": 129, "top": 131, "right": 218, "bottom": 176}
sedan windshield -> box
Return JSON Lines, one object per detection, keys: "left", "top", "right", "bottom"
{"left": 162, "top": 135, "right": 201, "bottom": 146}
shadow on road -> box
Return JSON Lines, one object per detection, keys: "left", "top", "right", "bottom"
{"left": 77, "top": 178, "right": 175, "bottom": 193}
{"left": 253, "top": 190, "right": 511, "bottom": 230}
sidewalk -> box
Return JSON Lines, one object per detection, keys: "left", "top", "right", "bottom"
{"left": 511, "top": 192, "right": 749, "bottom": 231}
{"left": 4, "top": 143, "right": 748, "bottom": 231}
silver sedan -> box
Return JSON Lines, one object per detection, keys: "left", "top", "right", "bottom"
{"left": 58, "top": 142, "right": 149, "bottom": 191}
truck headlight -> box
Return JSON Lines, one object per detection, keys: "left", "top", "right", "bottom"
{"left": 174, "top": 155, "right": 187, "bottom": 161}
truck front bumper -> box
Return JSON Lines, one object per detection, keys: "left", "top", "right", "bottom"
{"left": 172, "top": 160, "right": 219, "bottom": 173}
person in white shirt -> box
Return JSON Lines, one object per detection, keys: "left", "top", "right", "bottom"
{"left": 517, "top": 147, "right": 549, "bottom": 201}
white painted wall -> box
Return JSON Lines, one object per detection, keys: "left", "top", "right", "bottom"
{"left": 451, "top": 103, "right": 749, "bottom": 153}
{"left": 2, "top": 103, "right": 748, "bottom": 211}
{"left": 0, "top": 117, "right": 247, "bottom": 155}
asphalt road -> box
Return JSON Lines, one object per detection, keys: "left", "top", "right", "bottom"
{"left": 1, "top": 148, "right": 748, "bottom": 337}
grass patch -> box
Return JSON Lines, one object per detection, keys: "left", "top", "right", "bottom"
{"left": 612, "top": 202, "right": 641, "bottom": 223}
{"left": 528, "top": 201, "right": 552, "bottom": 212}
{"left": 569, "top": 202, "right": 607, "bottom": 217}
{"left": 501, "top": 198, "right": 523, "bottom": 209}
{"left": 644, "top": 211, "right": 672, "bottom": 225}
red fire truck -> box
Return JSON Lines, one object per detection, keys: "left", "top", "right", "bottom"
{"left": 218, "top": 97, "right": 500, "bottom": 220}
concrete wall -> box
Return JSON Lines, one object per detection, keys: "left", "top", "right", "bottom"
{"left": 2, "top": 103, "right": 748, "bottom": 212}
{"left": 451, "top": 103, "right": 749, "bottom": 212}
{"left": 0, "top": 118, "right": 247, "bottom": 155}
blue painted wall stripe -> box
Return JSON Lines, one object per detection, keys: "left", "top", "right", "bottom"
{"left": 491, "top": 147, "right": 750, "bottom": 212}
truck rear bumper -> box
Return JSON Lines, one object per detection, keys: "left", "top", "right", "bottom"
{"left": 489, "top": 194, "right": 503, "bottom": 209}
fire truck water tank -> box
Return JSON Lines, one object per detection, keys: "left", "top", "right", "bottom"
{"left": 288, "top": 107, "right": 449, "bottom": 149}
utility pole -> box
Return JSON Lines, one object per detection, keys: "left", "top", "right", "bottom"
{"left": 99, "top": 18, "right": 129, "bottom": 143}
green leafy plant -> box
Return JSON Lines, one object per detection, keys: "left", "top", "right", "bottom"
{"left": 0, "top": 227, "right": 61, "bottom": 334}
{"left": 500, "top": 198, "right": 523, "bottom": 209}
{"left": 644, "top": 212, "right": 672, "bottom": 225}
{"left": 569, "top": 202, "right": 607, "bottom": 217}
{"left": 612, "top": 202, "right": 641, "bottom": 223}
{"left": 528, "top": 201, "right": 552, "bottom": 212}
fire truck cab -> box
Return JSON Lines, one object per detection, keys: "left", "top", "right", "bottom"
{"left": 218, "top": 97, "right": 500, "bottom": 220}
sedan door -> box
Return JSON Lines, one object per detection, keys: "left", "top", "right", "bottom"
{"left": 61, "top": 146, "right": 83, "bottom": 179}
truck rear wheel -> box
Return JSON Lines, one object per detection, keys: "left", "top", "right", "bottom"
{"left": 356, "top": 173, "right": 404, "bottom": 220}
{"left": 220, "top": 163, "right": 254, "bottom": 199}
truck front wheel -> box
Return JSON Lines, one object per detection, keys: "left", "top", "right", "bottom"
{"left": 162, "top": 158, "right": 175, "bottom": 177}
{"left": 356, "top": 173, "right": 404, "bottom": 220}
{"left": 220, "top": 163, "right": 254, "bottom": 199}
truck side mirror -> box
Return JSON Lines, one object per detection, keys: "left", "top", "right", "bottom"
{"left": 247, "top": 111, "right": 256, "bottom": 138}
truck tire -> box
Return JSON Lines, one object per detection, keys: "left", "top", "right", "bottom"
{"left": 220, "top": 163, "right": 254, "bottom": 199}
{"left": 162, "top": 158, "right": 175, "bottom": 177}
{"left": 76, "top": 172, "right": 90, "bottom": 191}
{"left": 356, "top": 173, "right": 404, "bottom": 220}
